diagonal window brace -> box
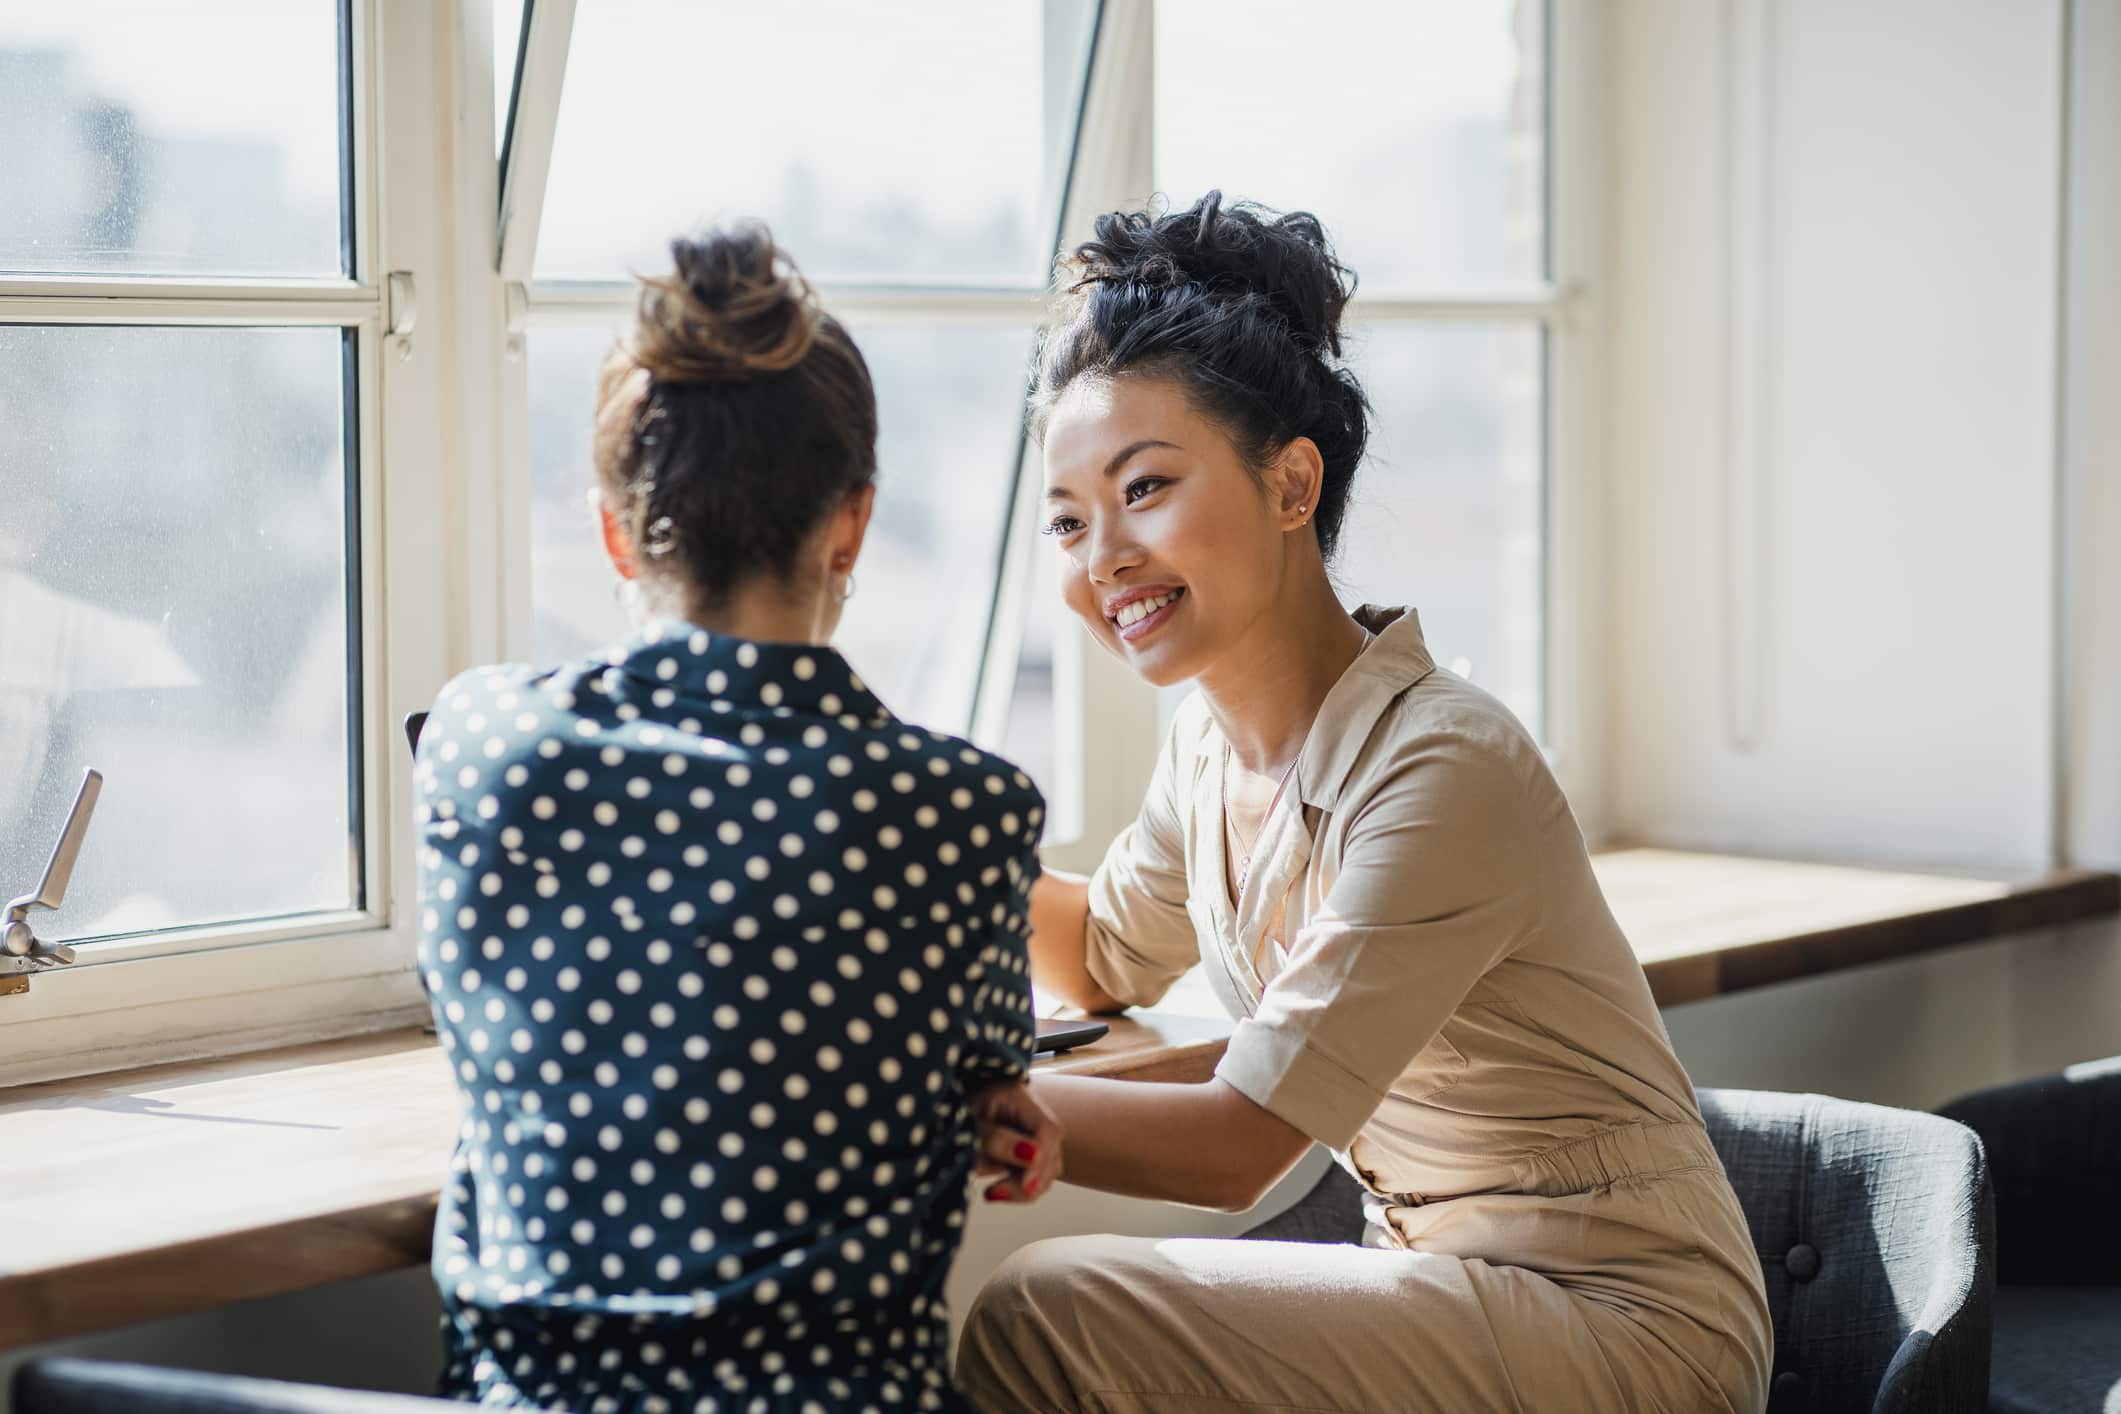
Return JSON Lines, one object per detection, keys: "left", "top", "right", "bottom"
{"left": 3, "top": 768, "right": 103, "bottom": 992}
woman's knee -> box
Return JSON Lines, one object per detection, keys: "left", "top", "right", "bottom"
{"left": 961, "top": 1235, "right": 1085, "bottom": 1352}
{"left": 957, "top": 1236, "right": 1128, "bottom": 1407}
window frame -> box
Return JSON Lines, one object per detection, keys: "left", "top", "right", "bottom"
{"left": 0, "top": 0, "right": 1602, "bottom": 1084}
{"left": 0, "top": 0, "right": 481, "bottom": 1083}
{"left": 1001, "top": 0, "right": 1603, "bottom": 873}
{"left": 493, "top": 0, "right": 1104, "bottom": 756}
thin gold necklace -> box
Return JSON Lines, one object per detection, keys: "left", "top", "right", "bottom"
{"left": 1231, "top": 753, "right": 1300, "bottom": 898}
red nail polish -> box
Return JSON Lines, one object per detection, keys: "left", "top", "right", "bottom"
{"left": 1024, "top": 1177, "right": 1039, "bottom": 1197}
{"left": 1014, "top": 1141, "right": 1038, "bottom": 1163}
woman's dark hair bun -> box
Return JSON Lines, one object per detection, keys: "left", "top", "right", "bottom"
{"left": 1034, "top": 191, "right": 1370, "bottom": 562}
{"left": 594, "top": 224, "right": 878, "bottom": 607}
{"left": 629, "top": 225, "right": 821, "bottom": 382}
{"left": 1070, "top": 190, "right": 1356, "bottom": 357}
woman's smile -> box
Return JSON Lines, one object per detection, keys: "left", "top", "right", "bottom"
{"left": 1109, "top": 585, "right": 1187, "bottom": 642}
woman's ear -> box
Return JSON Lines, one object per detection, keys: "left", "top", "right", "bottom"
{"left": 593, "top": 487, "right": 639, "bottom": 580}
{"left": 826, "top": 482, "right": 877, "bottom": 575}
{"left": 1271, "top": 437, "right": 1327, "bottom": 531}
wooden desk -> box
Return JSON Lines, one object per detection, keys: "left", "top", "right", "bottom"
{"left": 0, "top": 1012, "right": 1231, "bottom": 1353}
{"left": 0, "top": 849, "right": 2112, "bottom": 1352}
{"left": 1599, "top": 849, "right": 2121, "bottom": 1006}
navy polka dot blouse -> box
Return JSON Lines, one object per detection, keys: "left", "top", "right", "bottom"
{"left": 414, "top": 621, "right": 1044, "bottom": 1413}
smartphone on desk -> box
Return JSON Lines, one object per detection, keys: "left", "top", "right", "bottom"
{"left": 1034, "top": 1017, "right": 1109, "bottom": 1055}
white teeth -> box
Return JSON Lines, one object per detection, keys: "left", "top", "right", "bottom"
{"left": 1116, "top": 591, "right": 1179, "bottom": 628}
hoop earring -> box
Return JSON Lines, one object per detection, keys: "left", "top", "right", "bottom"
{"left": 832, "top": 572, "right": 856, "bottom": 604}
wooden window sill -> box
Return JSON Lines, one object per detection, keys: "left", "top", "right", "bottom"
{"left": 1, "top": 848, "right": 2111, "bottom": 1352}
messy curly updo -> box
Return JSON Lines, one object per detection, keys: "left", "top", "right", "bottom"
{"left": 1031, "top": 191, "right": 1370, "bottom": 562}
{"left": 594, "top": 224, "right": 877, "bottom": 605}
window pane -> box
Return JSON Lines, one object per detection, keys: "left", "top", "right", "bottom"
{"left": 0, "top": 3, "right": 348, "bottom": 278}
{"left": 526, "top": 320, "right": 1032, "bottom": 733}
{"left": 0, "top": 325, "right": 358, "bottom": 942}
{"left": 1335, "top": 323, "right": 1544, "bottom": 737}
{"left": 535, "top": 0, "right": 1097, "bottom": 284}
{"left": 1155, "top": 0, "right": 1544, "bottom": 291}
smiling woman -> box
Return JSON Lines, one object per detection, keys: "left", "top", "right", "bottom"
{"left": 1033, "top": 194, "right": 1370, "bottom": 691}
{"left": 957, "top": 194, "right": 1772, "bottom": 1414}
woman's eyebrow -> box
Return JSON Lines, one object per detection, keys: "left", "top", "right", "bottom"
{"left": 1045, "top": 439, "right": 1183, "bottom": 500}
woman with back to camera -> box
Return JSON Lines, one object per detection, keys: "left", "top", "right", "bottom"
{"left": 414, "top": 225, "right": 1062, "bottom": 1414}
{"left": 955, "top": 193, "right": 1773, "bottom": 1413}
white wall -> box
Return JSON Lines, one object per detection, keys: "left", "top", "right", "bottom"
{"left": 1605, "top": 0, "right": 2065, "bottom": 871}
{"left": 1608, "top": 0, "right": 2121, "bottom": 1102}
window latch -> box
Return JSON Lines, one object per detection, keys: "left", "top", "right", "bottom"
{"left": 386, "top": 270, "right": 418, "bottom": 362}
{"left": 504, "top": 280, "right": 529, "bottom": 360}
{"left": 3, "top": 768, "right": 103, "bottom": 996}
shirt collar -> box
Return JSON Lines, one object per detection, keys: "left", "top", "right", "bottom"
{"left": 605, "top": 619, "right": 894, "bottom": 727}
{"left": 1295, "top": 604, "right": 1435, "bottom": 810}
{"left": 1190, "top": 605, "right": 1436, "bottom": 812}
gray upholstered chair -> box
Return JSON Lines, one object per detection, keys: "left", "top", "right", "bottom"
{"left": 1938, "top": 1057, "right": 2121, "bottom": 1414}
{"left": 1701, "top": 1089, "right": 1995, "bottom": 1414}
{"left": 11, "top": 1360, "right": 462, "bottom": 1414}
{"left": 1245, "top": 1090, "right": 1997, "bottom": 1413}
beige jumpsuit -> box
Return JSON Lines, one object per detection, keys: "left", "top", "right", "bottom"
{"left": 957, "top": 607, "right": 1773, "bottom": 1413}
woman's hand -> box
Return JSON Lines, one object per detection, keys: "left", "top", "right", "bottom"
{"left": 970, "top": 1079, "right": 1065, "bottom": 1203}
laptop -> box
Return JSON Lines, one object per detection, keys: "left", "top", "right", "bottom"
{"left": 404, "top": 711, "right": 1106, "bottom": 1057}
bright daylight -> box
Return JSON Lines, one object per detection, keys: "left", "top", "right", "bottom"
{"left": 0, "top": 3, "right": 2116, "bottom": 1413}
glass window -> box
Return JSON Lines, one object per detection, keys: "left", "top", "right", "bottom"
{"left": 1081, "top": 0, "right": 1554, "bottom": 755}
{"left": 0, "top": 2, "right": 348, "bottom": 279}
{"left": 1335, "top": 323, "right": 1545, "bottom": 736}
{"left": 0, "top": 325, "right": 358, "bottom": 943}
{"left": 535, "top": 0, "right": 1096, "bottom": 284}
{"left": 1155, "top": 0, "right": 1545, "bottom": 291}
{"left": 526, "top": 320, "right": 1035, "bottom": 734}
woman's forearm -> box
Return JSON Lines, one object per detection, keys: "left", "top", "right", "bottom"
{"left": 1031, "top": 1072, "right": 1313, "bottom": 1213}
{"left": 1027, "top": 869, "right": 1124, "bottom": 1014}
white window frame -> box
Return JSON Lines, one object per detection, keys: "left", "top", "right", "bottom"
{"left": 1001, "top": 0, "right": 1605, "bottom": 873}
{"left": 0, "top": 0, "right": 1602, "bottom": 1084}
{"left": 0, "top": 0, "right": 493, "bottom": 1084}
{"left": 491, "top": 1, "right": 1101, "bottom": 790}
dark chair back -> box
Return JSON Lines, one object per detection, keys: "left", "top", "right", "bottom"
{"left": 12, "top": 1359, "right": 464, "bottom": 1414}
{"left": 1938, "top": 1055, "right": 2121, "bottom": 1286}
{"left": 1699, "top": 1088, "right": 1995, "bottom": 1414}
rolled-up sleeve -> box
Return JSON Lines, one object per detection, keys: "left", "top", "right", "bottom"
{"left": 1082, "top": 707, "right": 1206, "bottom": 1009}
{"left": 1216, "top": 731, "right": 1531, "bottom": 1151}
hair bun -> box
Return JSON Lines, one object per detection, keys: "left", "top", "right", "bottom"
{"left": 629, "top": 225, "right": 819, "bottom": 382}
{"left": 1069, "top": 191, "right": 1356, "bottom": 357}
